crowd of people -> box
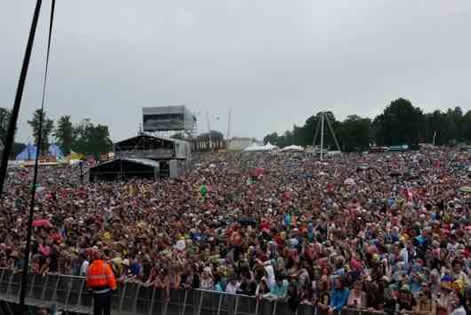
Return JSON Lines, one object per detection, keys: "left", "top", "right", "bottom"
{"left": 1, "top": 148, "right": 471, "bottom": 314}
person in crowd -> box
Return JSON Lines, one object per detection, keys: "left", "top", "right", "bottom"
{"left": 450, "top": 291, "right": 467, "bottom": 315}
{"left": 225, "top": 277, "right": 241, "bottom": 294}
{"left": 86, "top": 250, "right": 117, "bottom": 315}
{"left": 79, "top": 253, "right": 89, "bottom": 276}
{"left": 263, "top": 275, "right": 288, "bottom": 301}
{"left": 199, "top": 267, "right": 214, "bottom": 290}
{"left": 2, "top": 149, "right": 471, "bottom": 314}
{"left": 329, "top": 278, "right": 350, "bottom": 313}
{"left": 414, "top": 286, "right": 436, "bottom": 315}
{"left": 396, "top": 285, "right": 416, "bottom": 313}
{"left": 347, "top": 280, "right": 367, "bottom": 309}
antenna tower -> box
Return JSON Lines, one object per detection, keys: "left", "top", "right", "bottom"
{"left": 206, "top": 111, "right": 212, "bottom": 149}
{"left": 312, "top": 111, "right": 342, "bottom": 160}
{"left": 226, "top": 108, "right": 232, "bottom": 140}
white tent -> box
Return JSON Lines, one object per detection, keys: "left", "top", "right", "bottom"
{"left": 244, "top": 142, "right": 277, "bottom": 152}
{"left": 243, "top": 143, "right": 265, "bottom": 152}
{"left": 281, "top": 145, "right": 304, "bottom": 152}
{"left": 263, "top": 142, "right": 278, "bottom": 150}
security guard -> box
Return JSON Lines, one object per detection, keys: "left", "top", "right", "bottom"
{"left": 86, "top": 250, "right": 117, "bottom": 315}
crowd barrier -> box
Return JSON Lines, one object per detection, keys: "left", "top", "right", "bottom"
{"left": 0, "top": 269, "right": 384, "bottom": 315}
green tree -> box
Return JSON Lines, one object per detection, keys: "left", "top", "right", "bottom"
{"left": 72, "top": 119, "right": 112, "bottom": 158}
{"left": 0, "top": 107, "right": 12, "bottom": 145}
{"left": 446, "top": 107, "right": 464, "bottom": 144}
{"left": 279, "top": 130, "right": 293, "bottom": 147}
{"left": 422, "top": 110, "right": 449, "bottom": 145}
{"left": 301, "top": 115, "right": 320, "bottom": 146}
{"left": 338, "top": 115, "right": 372, "bottom": 152}
{"left": 373, "top": 98, "right": 423, "bottom": 146}
{"left": 27, "top": 109, "right": 54, "bottom": 155}
{"left": 12, "top": 143, "right": 26, "bottom": 159}
{"left": 264, "top": 132, "right": 280, "bottom": 146}
{"left": 463, "top": 110, "right": 471, "bottom": 143}
{"left": 54, "top": 115, "right": 74, "bottom": 155}
{"left": 263, "top": 111, "right": 342, "bottom": 149}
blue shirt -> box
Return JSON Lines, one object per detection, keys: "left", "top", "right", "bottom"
{"left": 270, "top": 281, "right": 288, "bottom": 297}
{"left": 284, "top": 214, "right": 291, "bottom": 226}
{"left": 330, "top": 289, "right": 350, "bottom": 311}
{"left": 130, "top": 263, "right": 141, "bottom": 276}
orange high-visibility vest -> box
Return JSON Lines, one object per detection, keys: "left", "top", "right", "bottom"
{"left": 86, "top": 260, "right": 117, "bottom": 290}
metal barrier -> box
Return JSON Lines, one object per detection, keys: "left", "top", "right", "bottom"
{"left": 0, "top": 270, "right": 384, "bottom": 315}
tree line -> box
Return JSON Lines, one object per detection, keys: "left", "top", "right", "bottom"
{"left": 264, "top": 98, "right": 471, "bottom": 152}
{"left": 0, "top": 108, "right": 113, "bottom": 158}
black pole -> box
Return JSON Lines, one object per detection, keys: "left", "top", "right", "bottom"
{"left": 0, "top": 0, "right": 43, "bottom": 198}
{"left": 19, "top": 109, "right": 44, "bottom": 313}
{"left": 80, "top": 160, "right": 84, "bottom": 184}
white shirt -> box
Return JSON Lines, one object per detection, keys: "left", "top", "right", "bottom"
{"left": 451, "top": 306, "right": 466, "bottom": 315}
{"left": 80, "top": 260, "right": 89, "bottom": 276}
{"left": 400, "top": 248, "right": 409, "bottom": 265}
{"left": 264, "top": 265, "right": 276, "bottom": 289}
{"left": 225, "top": 281, "right": 240, "bottom": 294}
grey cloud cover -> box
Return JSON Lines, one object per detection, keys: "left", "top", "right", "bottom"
{"left": 1, "top": 0, "right": 470, "bottom": 142}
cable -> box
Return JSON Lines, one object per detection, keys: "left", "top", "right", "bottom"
{"left": 19, "top": 0, "right": 56, "bottom": 313}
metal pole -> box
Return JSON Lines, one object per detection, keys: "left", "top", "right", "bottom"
{"left": 226, "top": 108, "right": 232, "bottom": 140}
{"left": 320, "top": 112, "right": 325, "bottom": 160}
{"left": 79, "top": 161, "right": 84, "bottom": 184}
{"left": 19, "top": 105, "right": 45, "bottom": 314}
{"left": 20, "top": 0, "right": 56, "bottom": 310}
{"left": 312, "top": 115, "right": 321, "bottom": 149}
{"left": 206, "top": 111, "right": 212, "bottom": 151}
{"left": 17, "top": 3, "right": 45, "bottom": 313}
{"left": 0, "top": 0, "right": 43, "bottom": 198}
{"left": 325, "top": 112, "right": 342, "bottom": 153}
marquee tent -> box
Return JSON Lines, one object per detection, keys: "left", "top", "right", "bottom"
{"left": 281, "top": 145, "right": 304, "bottom": 152}
{"left": 243, "top": 143, "right": 264, "bottom": 152}
{"left": 243, "top": 142, "right": 277, "bottom": 152}
{"left": 48, "top": 144, "right": 64, "bottom": 160}
{"left": 16, "top": 144, "right": 65, "bottom": 161}
{"left": 263, "top": 142, "right": 278, "bottom": 150}
{"left": 16, "top": 144, "right": 37, "bottom": 161}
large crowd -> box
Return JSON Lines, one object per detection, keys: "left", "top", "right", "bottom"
{"left": 1, "top": 148, "right": 471, "bottom": 314}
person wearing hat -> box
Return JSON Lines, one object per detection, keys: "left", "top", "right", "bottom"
{"left": 86, "top": 250, "right": 117, "bottom": 315}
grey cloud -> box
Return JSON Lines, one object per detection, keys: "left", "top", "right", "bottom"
{"left": 0, "top": 0, "right": 470, "bottom": 142}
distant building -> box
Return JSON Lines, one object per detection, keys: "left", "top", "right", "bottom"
{"left": 227, "top": 137, "right": 254, "bottom": 151}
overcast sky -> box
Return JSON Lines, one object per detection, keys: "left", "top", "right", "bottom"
{"left": 1, "top": 0, "right": 470, "bottom": 143}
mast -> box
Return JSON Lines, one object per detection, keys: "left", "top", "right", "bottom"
{"left": 226, "top": 108, "right": 232, "bottom": 140}
{"left": 206, "top": 111, "right": 211, "bottom": 150}
{"left": 312, "top": 111, "right": 342, "bottom": 160}
{"left": 320, "top": 112, "right": 325, "bottom": 160}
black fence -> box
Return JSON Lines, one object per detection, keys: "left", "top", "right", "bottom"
{"left": 0, "top": 269, "right": 384, "bottom": 315}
